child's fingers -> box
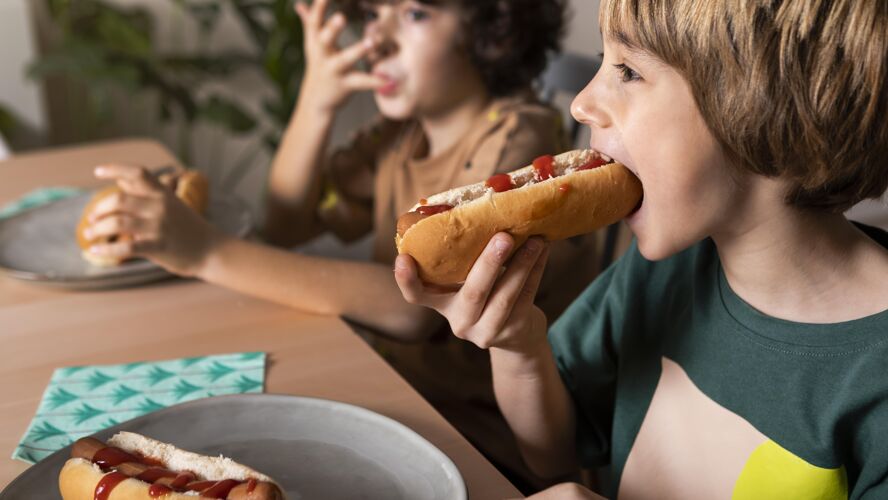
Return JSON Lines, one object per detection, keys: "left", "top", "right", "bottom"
{"left": 88, "top": 192, "right": 158, "bottom": 223}
{"left": 333, "top": 37, "right": 375, "bottom": 72}
{"left": 342, "top": 72, "right": 388, "bottom": 92}
{"left": 88, "top": 240, "right": 135, "bottom": 261}
{"left": 295, "top": 1, "right": 309, "bottom": 27}
{"left": 395, "top": 254, "right": 430, "bottom": 304}
{"left": 94, "top": 164, "right": 164, "bottom": 198}
{"left": 89, "top": 237, "right": 158, "bottom": 261}
{"left": 309, "top": 0, "right": 330, "bottom": 31}
{"left": 514, "top": 245, "right": 550, "bottom": 311}
{"left": 394, "top": 255, "right": 454, "bottom": 312}
{"left": 455, "top": 233, "right": 514, "bottom": 326}
{"left": 478, "top": 239, "right": 547, "bottom": 333}
{"left": 83, "top": 214, "right": 155, "bottom": 242}
{"left": 318, "top": 12, "right": 346, "bottom": 49}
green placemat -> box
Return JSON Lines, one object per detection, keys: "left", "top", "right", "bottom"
{"left": 14, "top": 352, "right": 266, "bottom": 464}
{"left": 0, "top": 187, "right": 84, "bottom": 219}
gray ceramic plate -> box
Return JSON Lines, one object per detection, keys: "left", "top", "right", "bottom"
{"left": 1, "top": 394, "right": 466, "bottom": 500}
{"left": 0, "top": 190, "right": 252, "bottom": 289}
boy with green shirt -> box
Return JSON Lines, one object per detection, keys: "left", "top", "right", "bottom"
{"left": 394, "top": 0, "right": 888, "bottom": 498}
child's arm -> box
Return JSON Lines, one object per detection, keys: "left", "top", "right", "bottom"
{"left": 395, "top": 233, "right": 581, "bottom": 477}
{"left": 523, "top": 482, "right": 607, "bottom": 500}
{"left": 264, "top": 0, "right": 384, "bottom": 246}
{"left": 84, "top": 165, "right": 443, "bottom": 341}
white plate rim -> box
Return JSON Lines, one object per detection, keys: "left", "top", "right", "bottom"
{"left": 1, "top": 393, "right": 468, "bottom": 500}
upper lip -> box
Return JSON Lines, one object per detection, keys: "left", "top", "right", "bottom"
{"left": 589, "top": 146, "right": 640, "bottom": 178}
{"left": 373, "top": 69, "right": 399, "bottom": 82}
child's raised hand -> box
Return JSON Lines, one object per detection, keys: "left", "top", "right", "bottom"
{"left": 395, "top": 233, "right": 551, "bottom": 354}
{"left": 82, "top": 164, "right": 220, "bottom": 277}
{"left": 295, "top": 0, "right": 385, "bottom": 114}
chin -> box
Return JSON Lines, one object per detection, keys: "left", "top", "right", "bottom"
{"left": 635, "top": 231, "right": 703, "bottom": 262}
{"left": 374, "top": 95, "right": 414, "bottom": 120}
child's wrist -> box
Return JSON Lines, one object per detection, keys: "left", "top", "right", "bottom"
{"left": 490, "top": 310, "right": 553, "bottom": 377}
{"left": 490, "top": 341, "right": 554, "bottom": 380}
{"left": 191, "top": 228, "right": 229, "bottom": 280}
{"left": 294, "top": 90, "right": 338, "bottom": 123}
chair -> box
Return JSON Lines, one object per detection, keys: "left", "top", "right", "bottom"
{"left": 539, "top": 52, "right": 623, "bottom": 269}
{"left": 540, "top": 52, "right": 602, "bottom": 145}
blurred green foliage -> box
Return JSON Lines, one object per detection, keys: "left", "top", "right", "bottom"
{"left": 0, "top": 104, "right": 16, "bottom": 139}
{"left": 30, "top": 0, "right": 306, "bottom": 166}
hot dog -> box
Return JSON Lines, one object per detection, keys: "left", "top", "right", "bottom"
{"left": 75, "top": 170, "right": 209, "bottom": 267}
{"left": 395, "top": 149, "right": 642, "bottom": 285}
{"left": 58, "top": 432, "right": 284, "bottom": 500}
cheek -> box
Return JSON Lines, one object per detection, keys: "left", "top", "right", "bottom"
{"left": 401, "top": 29, "right": 467, "bottom": 93}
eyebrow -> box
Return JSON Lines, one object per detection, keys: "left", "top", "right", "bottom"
{"left": 611, "top": 29, "right": 637, "bottom": 49}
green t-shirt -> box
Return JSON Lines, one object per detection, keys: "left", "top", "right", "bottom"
{"left": 549, "top": 224, "right": 888, "bottom": 499}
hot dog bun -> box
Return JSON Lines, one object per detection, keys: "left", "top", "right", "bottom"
{"left": 395, "top": 149, "right": 642, "bottom": 285}
{"left": 75, "top": 170, "right": 209, "bottom": 267}
{"left": 75, "top": 185, "right": 128, "bottom": 267}
{"left": 59, "top": 432, "right": 284, "bottom": 500}
{"left": 172, "top": 170, "right": 209, "bottom": 215}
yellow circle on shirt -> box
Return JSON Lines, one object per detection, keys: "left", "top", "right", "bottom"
{"left": 732, "top": 440, "right": 848, "bottom": 500}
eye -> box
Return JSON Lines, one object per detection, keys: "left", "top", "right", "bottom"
{"left": 359, "top": 2, "right": 379, "bottom": 22}
{"left": 613, "top": 63, "right": 641, "bottom": 83}
{"left": 404, "top": 5, "right": 430, "bottom": 21}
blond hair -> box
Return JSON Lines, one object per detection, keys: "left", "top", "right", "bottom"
{"left": 601, "top": 0, "right": 888, "bottom": 212}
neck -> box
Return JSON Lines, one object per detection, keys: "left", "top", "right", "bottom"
{"left": 418, "top": 89, "right": 491, "bottom": 158}
{"left": 713, "top": 184, "right": 888, "bottom": 323}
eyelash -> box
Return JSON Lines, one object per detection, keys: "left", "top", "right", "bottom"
{"left": 360, "top": 4, "right": 430, "bottom": 23}
{"left": 613, "top": 63, "right": 641, "bottom": 82}
{"left": 405, "top": 8, "right": 429, "bottom": 21}
{"left": 360, "top": 4, "right": 378, "bottom": 21}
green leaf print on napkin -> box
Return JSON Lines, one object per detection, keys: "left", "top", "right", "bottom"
{"left": 13, "top": 352, "right": 266, "bottom": 464}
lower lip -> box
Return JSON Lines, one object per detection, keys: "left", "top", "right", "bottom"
{"left": 376, "top": 81, "right": 399, "bottom": 97}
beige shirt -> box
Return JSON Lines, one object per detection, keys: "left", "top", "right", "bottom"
{"left": 324, "top": 92, "right": 597, "bottom": 486}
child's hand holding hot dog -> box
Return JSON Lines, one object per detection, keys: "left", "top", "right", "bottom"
{"left": 395, "top": 233, "right": 550, "bottom": 355}
{"left": 396, "top": 232, "right": 582, "bottom": 478}
{"left": 81, "top": 164, "right": 222, "bottom": 277}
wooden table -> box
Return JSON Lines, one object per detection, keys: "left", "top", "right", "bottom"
{"left": 0, "top": 139, "right": 521, "bottom": 498}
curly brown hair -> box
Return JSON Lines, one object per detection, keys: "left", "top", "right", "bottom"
{"left": 337, "top": 0, "right": 567, "bottom": 97}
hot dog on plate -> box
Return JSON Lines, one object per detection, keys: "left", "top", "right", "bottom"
{"left": 58, "top": 431, "right": 284, "bottom": 499}
{"left": 75, "top": 170, "right": 209, "bottom": 267}
{"left": 395, "top": 149, "right": 643, "bottom": 285}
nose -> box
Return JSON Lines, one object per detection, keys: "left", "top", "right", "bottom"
{"left": 365, "top": 9, "right": 398, "bottom": 62}
{"left": 570, "top": 78, "right": 610, "bottom": 129}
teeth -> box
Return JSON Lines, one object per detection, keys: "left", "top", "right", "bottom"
{"left": 593, "top": 150, "right": 613, "bottom": 162}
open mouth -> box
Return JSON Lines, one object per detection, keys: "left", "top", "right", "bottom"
{"left": 592, "top": 148, "right": 643, "bottom": 215}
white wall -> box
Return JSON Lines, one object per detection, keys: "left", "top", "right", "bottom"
{"left": 565, "top": 0, "right": 603, "bottom": 57}
{"left": 0, "top": 1, "right": 46, "bottom": 139}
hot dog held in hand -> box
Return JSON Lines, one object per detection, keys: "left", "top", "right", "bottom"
{"left": 75, "top": 170, "right": 209, "bottom": 267}
{"left": 59, "top": 432, "right": 284, "bottom": 500}
{"left": 395, "top": 149, "right": 643, "bottom": 285}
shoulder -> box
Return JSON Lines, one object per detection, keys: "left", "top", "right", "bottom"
{"left": 492, "top": 93, "right": 566, "bottom": 161}
{"left": 551, "top": 238, "right": 715, "bottom": 344}
{"left": 465, "top": 92, "right": 567, "bottom": 178}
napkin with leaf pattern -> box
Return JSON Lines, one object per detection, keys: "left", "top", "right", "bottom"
{"left": 13, "top": 352, "right": 266, "bottom": 464}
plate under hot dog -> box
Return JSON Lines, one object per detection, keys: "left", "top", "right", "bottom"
{"left": 1, "top": 394, "right": 466, "bottom": 500}
{"left": 0, "top": 190, "right": 252, "bottom": 290}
